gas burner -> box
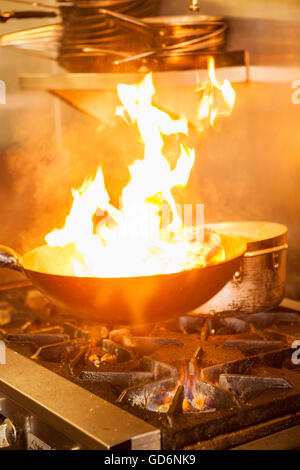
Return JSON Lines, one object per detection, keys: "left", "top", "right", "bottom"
{"left": 0, "top": 282, "right": 300, "bottom": 449}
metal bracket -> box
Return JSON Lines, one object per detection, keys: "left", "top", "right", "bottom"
{"left": 232, "top": 263, "right": 243, "bottom": 284}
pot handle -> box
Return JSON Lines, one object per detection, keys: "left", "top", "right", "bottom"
{"left": 0, "top": 245, "right": 23, "bottom": 272}
{"left": 244, "top": 243, "right": 288, "bottom": 258}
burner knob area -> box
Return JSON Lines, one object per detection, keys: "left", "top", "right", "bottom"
{"left": 0, "top": 417, "right": 17, "bottom": 448}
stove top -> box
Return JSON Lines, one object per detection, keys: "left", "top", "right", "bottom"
{"left": 0, "top": 281, "right": 299, "bottom": 450}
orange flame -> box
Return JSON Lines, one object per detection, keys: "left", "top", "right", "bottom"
{"left": 180, "top": 366, "right": 208, "bottom": 412}
{"left": 148, "top": 365, "right": 212, "bottom": 414}
{"left": 45, "top": 70, "right": 233, "bottom": 278}
{"left": 197, "top": 57, "right": 236, "bottom": 128}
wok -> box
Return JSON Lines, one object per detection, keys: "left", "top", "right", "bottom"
{"left": 0, "top": 234, "right": 246, "bottom": 325}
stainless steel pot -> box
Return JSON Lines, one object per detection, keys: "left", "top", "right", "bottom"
{"left": 193, "top": 221, "right": 288, "bottom": 316}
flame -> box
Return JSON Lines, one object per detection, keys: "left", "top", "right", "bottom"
{"left": 180, "top": 366, "right": 210, "bottom": 412}
{"left": 45, "top": 71, "right": 231, "bottom": 278}
{"left": 147, "top": 365, "right": 214, "bottom": 413}
{"left": 197, "top": 57, "right": 236, "bottom": 127}
{"left": 88, "top": 353, "right": 101, "bottom": 368}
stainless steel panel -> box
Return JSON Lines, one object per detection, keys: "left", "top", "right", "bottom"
{"left": 0, "top": 348, "right": 160, "bottom": 449}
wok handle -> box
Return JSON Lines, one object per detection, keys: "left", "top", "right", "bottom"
{"left": 0, "top": 245, "right": 23, "bottom": 272}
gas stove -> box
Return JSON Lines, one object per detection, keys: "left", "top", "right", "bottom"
{"left": 0, "top": 281, "right": 300, "bottom": 450}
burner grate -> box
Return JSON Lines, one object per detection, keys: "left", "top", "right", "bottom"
{"left": 0, "top": 282, "right": 300, "bottom": 449}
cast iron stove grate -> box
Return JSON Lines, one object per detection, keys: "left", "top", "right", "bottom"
{"left": 0, "top": 281, "right": 300, "bottom": 449}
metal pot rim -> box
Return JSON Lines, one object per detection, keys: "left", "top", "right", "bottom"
{"left": 205, "top": 221, "right": 287, "bottom": 253}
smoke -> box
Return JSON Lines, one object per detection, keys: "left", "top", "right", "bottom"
{"left": 0, "top": 106, "right": 69, "bottom": 253}
{"left": 0, "top": 92, "right": 145, "bottom": 254}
